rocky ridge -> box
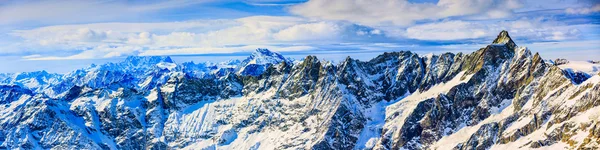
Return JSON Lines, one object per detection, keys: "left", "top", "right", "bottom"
{"left": 0, "top": 31, "right": 599, "bottom": 150}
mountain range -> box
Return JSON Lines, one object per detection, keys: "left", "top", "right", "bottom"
{"left": 0, "top": 31, "right": 599, "bottom": 150}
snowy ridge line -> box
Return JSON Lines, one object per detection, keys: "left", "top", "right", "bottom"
{"left": 1, "top": 31, "right": 600, "bottom": 149}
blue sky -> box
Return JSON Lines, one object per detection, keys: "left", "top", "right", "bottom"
{"left": 0, "top": 0, "right": 599, "bottom": 73}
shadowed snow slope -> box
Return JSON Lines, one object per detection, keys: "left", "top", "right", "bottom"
{"left": 1, "top": 32, "right": 599, "bottom": 150}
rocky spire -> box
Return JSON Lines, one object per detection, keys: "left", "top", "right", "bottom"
{"left": 492, "top": 30, "right": 516, "bottom": 49}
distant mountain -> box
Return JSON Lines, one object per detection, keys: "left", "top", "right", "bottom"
{"left": 549, "top": 58, "right": 569, "bottom": 66}
{"left": 548, "top": 58, "right": 599, "bottom": 84}
{"left": 237, "top": 48, "right": 290, "bottom": 76}
{"left": 1, "top": 31, "right": 599, "bottom": 150}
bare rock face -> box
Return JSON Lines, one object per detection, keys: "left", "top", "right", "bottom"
{"left": 1, "top": 31, "right": 599, "bottom": 150}
{"left": 553, "top": 58, "right": 570, "bottom": 65}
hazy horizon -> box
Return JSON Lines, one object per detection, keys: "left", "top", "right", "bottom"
{"left": 0, "top": 0, "right": 599, "bottom": 73}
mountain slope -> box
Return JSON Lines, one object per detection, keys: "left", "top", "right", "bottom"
{"left": 0, "top": 31, "right": 599, "bottom": 150}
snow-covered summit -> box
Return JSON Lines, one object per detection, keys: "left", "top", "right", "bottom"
{"left": 2, "top": 31, "right": 600, "bottom": 150}
{"left": 556, "top": 60, "right": 600, "bottom": 75}
{"left": 11, "top": 70, "right": 57, "bottom": 81}
{"left": 88, "top": 56, "right": 178, "bottom": 73}
{"left": 548, "top": 58, "right": 570, "bottom": 65}
{"left": 544, "top": 58, "right": 599, "bottom": 84}
{"left": 0, "top": 70, "right": 62, "bottom": 92}
{"left": 237, "top": 48, "right": 289, "bottom": 76}
{"left": 121, "top": 56, "right": 175, "bottom": 68}
{"left": 243, "top": 48, "right": 287, "bottom": 65}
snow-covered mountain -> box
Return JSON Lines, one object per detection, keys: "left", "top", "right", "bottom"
{"left": 1, "top": 31, "right": 599, "bottom": 150}
{"left": 237, "top": 48, "right": 291, "bottom": 76}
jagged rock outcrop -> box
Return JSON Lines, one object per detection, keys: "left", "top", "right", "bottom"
{"left": 552, "top": 58, "right": 570, "bottom": 66}
{"left": 0, "top": 31, "right": 599, "bottom": 150}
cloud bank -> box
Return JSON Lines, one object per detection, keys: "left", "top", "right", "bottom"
{"left": 404, "top": 18, "right": 584, "bottom": 41}
{"left": 0, "top": 0, "right": 597, "bottom": 63}
{"left": 289, "top": 0, "right": 522, "bottom": 26}
{"left": 9, "top": 16, "right": 385, "bottom": 60}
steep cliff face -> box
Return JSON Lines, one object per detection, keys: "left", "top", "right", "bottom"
{"left": 0, "top": 31, "right": 599, "bottom": 150}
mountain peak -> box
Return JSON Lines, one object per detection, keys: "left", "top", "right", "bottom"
{"left": 491, "top": 30, "right": 517, "bottom": 51}
{"left": 255, "top": 48, "right": 273, "bottom": 55}
{"left": 492, "top": 30, "right": 515, "bottom": 45}
{"left": 237, "top": 49, "right": 288, "bottom": 76}
{"left": 245, "top": 48, "right": 287, "bottom": 65}
{"left": 123, "top": 56, "right": 174, "bottom": 66}
{"left": 252, "top": 48, "right": 284, "bottom": 59}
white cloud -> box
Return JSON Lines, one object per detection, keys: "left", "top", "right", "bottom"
{"left": 24, "top": 44, "right": 316, "bottom": 60}
{"left": 4, "top": 0, "right": 597, "bottom": 62}
{"left": 10, "top": 16, "right": 379, "bottom": 60}
{"left": 22, "top": 54, "right": 43, "bottom": 59}
{"left": 8, "top": 15, "right": 594, "bottom": 60}
{"left": 24, "top": 45, "right": 143, "bottom": 60}
{"left": 273, "top": 22, "right": 344, "bottom": 41}
{"left": 126, "top": 32, "right": 153, "bottom": 45}
{"left": 289, "top": 0, "right": 522, "bottom": 26}
{"left": 526, "top": 40, "right": 600, "bottom": 61}
{"left": 566, "top": 4, "right": 600, "bottom": 15}
{"left": 0, "top": 0, "right": 214, "bottom": 25}
{"left": 139, "top": 45, "right": 316, "bottom": 56}
{"left": 406, "top": 21, "right": 488, "bottom": 40}
{"left": 404, "top": 18, "right": 584, "bottom": 41}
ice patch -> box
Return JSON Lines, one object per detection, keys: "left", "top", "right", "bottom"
{"left": 557, "top": 61, "right": 600, "bottom": 75}
{"left": 355, "top": 92, "right": 408, "bottom": 150}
